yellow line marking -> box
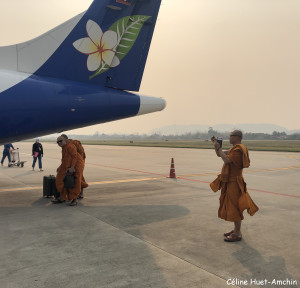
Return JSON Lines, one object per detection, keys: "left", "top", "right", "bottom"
{"left": 0, "top": 177, "right": 166, "bottom": 193}
{"left": 180, "top": 172, "right": 218, "bottom": 177}
{"left": 88, "top": 177, "right": 165, "bottom": 185}
{"left": 248, "top": 166, "right": 300, "bottom": 173}
{"left": 0, "top": 187, "right": 41, "bottom": 192}
{"left": 1, "top": 165, "right": 299, "bottom": 193}
{"left": 287, "top": 155, "right": 300, "bottom": 159}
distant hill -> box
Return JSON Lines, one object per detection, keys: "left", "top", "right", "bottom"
{"left": 151, "top": 124, "right": 299, "bottom": 135}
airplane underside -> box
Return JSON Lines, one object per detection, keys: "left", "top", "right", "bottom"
{"left": 0, "top": 70, "right": 165, "bottom": 144}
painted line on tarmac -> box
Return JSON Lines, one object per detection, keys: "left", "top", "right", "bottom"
{"left": 248, "top": 166, "right": 300, "bottom": 173}
{"left": 88, "top": 177, "right": 166, "bottom": 185}
{"left": 23, "top": 153, "right": 300, "bottom": 176}
{"left": 0, "top": 186, "right": 41, "bottom": 192}
{"left": 2, "top": 161, "right": 298, "bottom": 198}
{"left": 247, "top": 188, "right": 300, "bottom": 198}
{"left": 176, "top": 177, "right": 300, "bottom": 198}
{"left": 0, "top": 177, "right": 166, "bottom": 193}
{"left": 182, "top": 166, "right": 300, "bottom": 178}
{"left": 87, "top": 163, "right": 300, "bottom": 177}
{"left": 287, "top": 155, "right": 300, "bottom": 160}
{"left": 85, "top": 162, "right": 167, "bottom": 177}
{"left": 21, "top": 155, "right": 168, "bottom": 178}
{"left": 0, "top": 175, "right": 298, "bottom": 199}
{"left": 180, "top": 172, "right": 218, "bottom": 177}
{"left": 177, "top": 177, "right": 210, "bottom": 185}
{"left": 71, "top": 162, "right": 300, "bottom": 199}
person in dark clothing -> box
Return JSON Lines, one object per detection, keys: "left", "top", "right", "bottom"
{"left": 32, "top": 138, "right": 43, "bottom": 171}
{"left": 1, "top": 143, "right": 14, "bottom": 166}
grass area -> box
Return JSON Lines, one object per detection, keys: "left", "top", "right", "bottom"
{"left": 71, "top": 139, "right": 300, "bottom": 152}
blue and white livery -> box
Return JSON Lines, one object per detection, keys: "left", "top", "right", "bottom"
{"left": 0, "top": 0, "right": 165, "bottom": 144}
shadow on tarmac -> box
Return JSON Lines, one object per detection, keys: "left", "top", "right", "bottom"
{"left": 1, "top": 198, "right": 194, "bottom": 287}
{"left": 232, "top": 241, "right": 295, "bottom": 288}
{"left": 31, "top": 197, "right": 190, "bottom": 228}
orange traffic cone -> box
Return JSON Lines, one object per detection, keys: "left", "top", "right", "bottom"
{"left": 169, "top": 158, "right": 176, "bottom": 178}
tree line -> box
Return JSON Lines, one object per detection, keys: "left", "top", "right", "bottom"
{"left": 63, "top": 128, "right": 300, "bottom": 141}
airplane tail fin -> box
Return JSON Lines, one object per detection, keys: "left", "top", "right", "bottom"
{"left": 25, "top": 0, "right": 161, "bottom": 91}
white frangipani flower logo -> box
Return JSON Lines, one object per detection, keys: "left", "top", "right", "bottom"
{"left": 73, "top": 20, "right": 120, "bottom": 72}
{"left": 73, "top": 16, "right": 151, "bottom": 80}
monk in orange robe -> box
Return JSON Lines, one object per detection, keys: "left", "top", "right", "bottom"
{"left": 61, "top": 134, "right": 88, "bottom": 198}
{"left": 53, "top": 136, "right": 84, "bottom": 206}
{"left": 210, "top": 130, "right": 259, "bottom": 242}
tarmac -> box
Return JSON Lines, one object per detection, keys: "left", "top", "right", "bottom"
{"left": 0, "top": 142, "right": 299, "bottom": 288}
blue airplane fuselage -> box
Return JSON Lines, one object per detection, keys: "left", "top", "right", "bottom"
{"left": 0, "top": 72, "right": 140, "bottom": 143}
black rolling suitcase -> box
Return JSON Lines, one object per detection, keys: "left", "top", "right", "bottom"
{"left": 43, "top": 175, "right": 59, "bottom": 198}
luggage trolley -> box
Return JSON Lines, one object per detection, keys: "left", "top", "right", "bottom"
{"left": 8, "top": 148, "right": 26, "bottom": 167}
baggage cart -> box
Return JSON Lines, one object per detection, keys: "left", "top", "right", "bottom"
{"left": 8, "top": 148, "right": 26, "bottom": 167}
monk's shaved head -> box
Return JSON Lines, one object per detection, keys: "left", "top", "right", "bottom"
{"left": 61, "top": 134, "right": 68, "bottom": 139}
{"left": 232, "top": 130, "right": 243, "bottom": 139}
{"left": 56, "top": 136, "right": 67, "bottom": 147}
{"left": 229, "top": 130, "right": 243, "bottom": 145}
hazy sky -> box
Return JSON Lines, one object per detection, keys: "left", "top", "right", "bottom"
{"left": 1, "top": 0, "right": 300, "bottom": 134}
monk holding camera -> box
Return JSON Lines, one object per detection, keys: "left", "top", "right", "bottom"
{"left": 210, "top": 130, "right": 259, "bottom": 242}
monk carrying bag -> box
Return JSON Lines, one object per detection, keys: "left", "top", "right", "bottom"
{"left": 63, "top": 172, "right": 75, "bottom": 189}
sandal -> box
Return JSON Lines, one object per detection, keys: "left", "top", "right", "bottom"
{"left": 224, "top": 230, "right": 234, "bottom": 237}
{"left": 69, "top": 199, "right": 78, "bottom": 206}
{"left": 77, "top": 188, "right": 84, "bottom": 199}
{"left": 51, "top": 198, "right": 65, "bottom": 204}
{"left": 224, "top": 233, "right": 242, "bottom": 242}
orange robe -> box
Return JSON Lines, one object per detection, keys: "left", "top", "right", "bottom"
{"left": 70, "top": 139, "right": 88, "bottom": 189}
{"left": 210, "top": 144, "right": 259, "bottom": 222}
{"left": 56, "top": 142, "right": 84, "bottom": 201}
{"left": 70, "top": 139, "right": 86, "bottom": 160}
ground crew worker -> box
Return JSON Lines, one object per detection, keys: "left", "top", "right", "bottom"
{"left": 1, "top": 143, "right": 14, "bottom": 166}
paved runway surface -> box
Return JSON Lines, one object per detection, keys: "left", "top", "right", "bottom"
{"left": 0, "top": 142, "right": 299, "bottom": 288}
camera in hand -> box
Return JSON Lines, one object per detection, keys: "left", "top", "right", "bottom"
{"left": 217, "top": 137, "right": 223, "bottom": 148}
